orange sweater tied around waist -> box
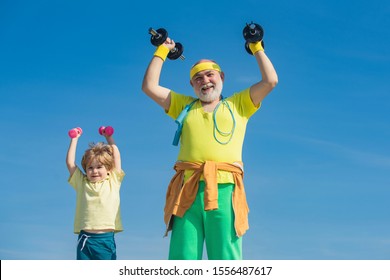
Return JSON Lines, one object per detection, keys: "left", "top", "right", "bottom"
{"left": 164, "top": 161, "right": 249, "bottom": 237}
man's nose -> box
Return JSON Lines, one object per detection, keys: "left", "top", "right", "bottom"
{"left": 201, "top": 75, "right": 209, "bottom": 83}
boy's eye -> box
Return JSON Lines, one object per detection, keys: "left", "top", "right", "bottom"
{"left": 87, "top": 165, "right": 103, "bottom": 170}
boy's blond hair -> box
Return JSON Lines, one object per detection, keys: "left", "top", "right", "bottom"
{"left": 81, "top": 142, "right": 114, "bottom": 172}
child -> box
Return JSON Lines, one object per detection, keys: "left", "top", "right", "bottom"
{"left": 66, "top": 126, "right": 125, "bottom": 260}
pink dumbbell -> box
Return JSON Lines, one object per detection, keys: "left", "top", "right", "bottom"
{"left": 99, "top": 126, "right": 114, "bottom": 136}
{"left": 68, "top": 127, "right": 83, "bottom": 138}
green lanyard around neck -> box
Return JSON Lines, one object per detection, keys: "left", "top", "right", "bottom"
{"left": 213, "top": 97, "right": 236, "bottom": 145}
{"left": 172, "top": 97, "right": 236, "bottom": 146}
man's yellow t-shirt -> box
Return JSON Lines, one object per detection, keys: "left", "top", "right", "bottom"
{"left": 167, "top": 88, "right": 260, "bottom": 183}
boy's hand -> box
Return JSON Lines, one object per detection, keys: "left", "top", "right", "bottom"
{"left": 99, "top": 126, "right": 114, "bottom": 137}
{"left": 68, "top": 127, "right": 83, "bottom": 139}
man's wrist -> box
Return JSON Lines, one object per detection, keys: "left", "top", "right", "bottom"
{"left": 154, "top": 45, "right": 170, "bottom": 61}
{"left": 249, "top": 41, "right": 264, "bottom": 54}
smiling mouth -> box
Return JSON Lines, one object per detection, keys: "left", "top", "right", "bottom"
{"left": 201, "top": 84, "right": 214, "bottom": 92}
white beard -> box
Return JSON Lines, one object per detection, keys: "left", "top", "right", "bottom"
{"left": 195, "top": 80, "right": 223, "bottom": 103}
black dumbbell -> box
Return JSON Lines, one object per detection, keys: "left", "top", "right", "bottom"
{"left": 243, "top": 21, "right": 264, "bottom": 55}
{"left": 148, "top": 27, "right": 185, "bottom": 60}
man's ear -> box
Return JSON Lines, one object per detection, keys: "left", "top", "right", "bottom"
{"left": 190, "top": 80, "right": 194, "bottom": 87}
{"left": 220, "top": 72, "right": 225, "bottom": 82}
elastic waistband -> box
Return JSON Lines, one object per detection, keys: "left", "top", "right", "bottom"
{"left": 79, "top": 230, "right": 114, "bottom": 238}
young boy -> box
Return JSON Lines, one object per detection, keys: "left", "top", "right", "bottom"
{"left": 66, "top": 126, "right": 125, "bottom": 260}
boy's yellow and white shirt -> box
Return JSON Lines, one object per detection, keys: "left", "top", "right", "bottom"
{"left": 68, "top": 167, "right": 125, "bottom": 234}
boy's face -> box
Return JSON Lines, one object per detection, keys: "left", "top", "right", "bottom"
{"left": 86, "top": 159, "right": 109, "bottom": 183}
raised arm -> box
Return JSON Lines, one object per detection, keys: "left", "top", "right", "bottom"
{"left": 249, "top": 42, "right": 278, "bottom": 107}
{"left": 66, "top": 137, "right": 79, "bottom": 176}
{"left": 141, "top": 38, "right": 177, "bottom": 111}
{"left": 105, "top": 134, "right": 121, "bottom": 172}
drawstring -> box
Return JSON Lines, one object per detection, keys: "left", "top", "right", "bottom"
{"left": 77, "top": 234, "right": 91, "bottom": 251}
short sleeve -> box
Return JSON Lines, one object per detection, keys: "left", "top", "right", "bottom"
{"left": 230, "top": 88, "right": 261, "bottom": 119}
{"left": 166, "top": 91, "right": 196, "bottom": 119}
{"left": 110, "top": 169, "right": 125, "bottom": 188}
{"left": 68, "top": 167, "right": 85, "bottom": 190}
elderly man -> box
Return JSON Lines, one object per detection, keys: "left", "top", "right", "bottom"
{"left": 142, "top": 30, "right": 278, "bottom": 260}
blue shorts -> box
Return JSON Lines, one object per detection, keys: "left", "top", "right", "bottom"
{"left": 77, "top": 230, "right": 116, "bottom": 260}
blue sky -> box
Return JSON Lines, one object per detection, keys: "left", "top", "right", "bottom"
{"left": 0, "top": 0, "right": 389, "bottom": 260}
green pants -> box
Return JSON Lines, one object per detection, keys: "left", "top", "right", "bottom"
{"left": 169, "top": 182, "right": 242, "bottom": 260}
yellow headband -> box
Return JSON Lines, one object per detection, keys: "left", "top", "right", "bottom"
{"left": 190, "top": 62, "right": 221, "bottom": 79}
